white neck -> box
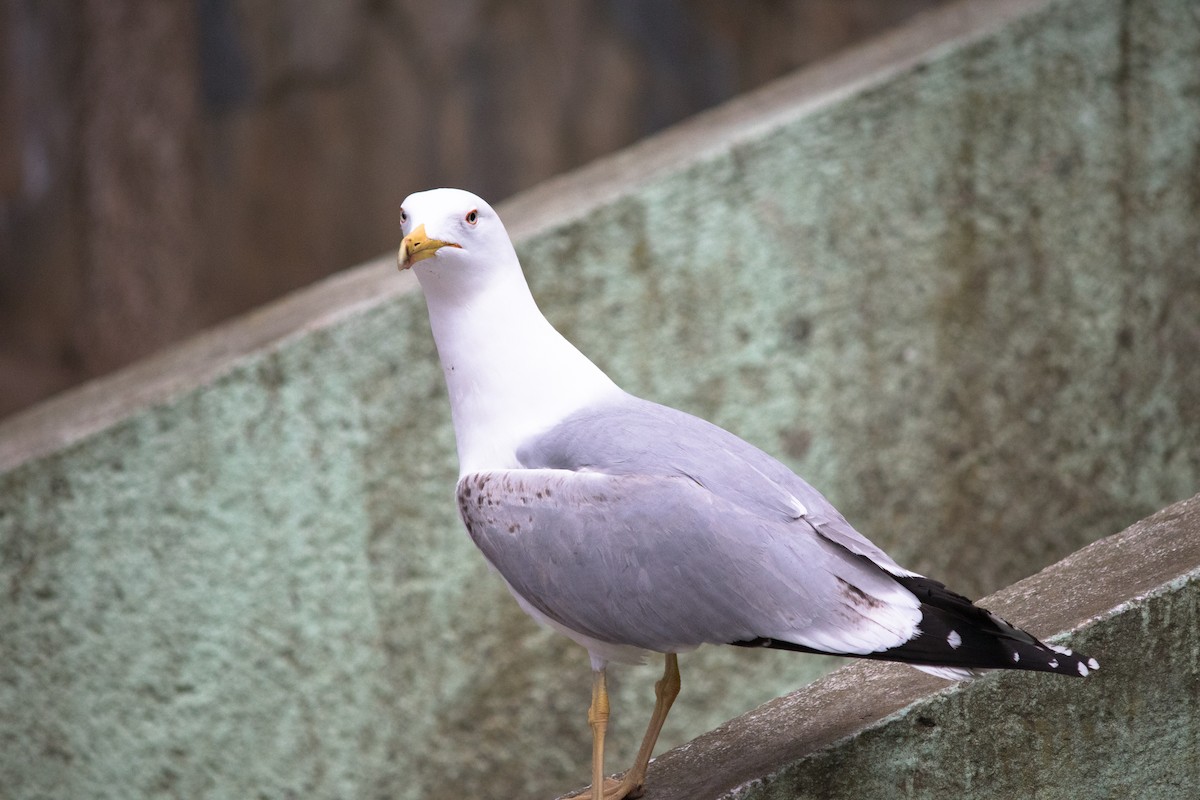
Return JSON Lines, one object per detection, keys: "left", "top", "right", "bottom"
{"left": 420, "top": 268, "right": 622, "bottom": 475}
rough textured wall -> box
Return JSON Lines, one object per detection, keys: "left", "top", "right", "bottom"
{"left": 1, "top": 0, "right": 1198, "bottom": 799}
{"left": 0, "top": 0, "right": 949, "bottom": 418}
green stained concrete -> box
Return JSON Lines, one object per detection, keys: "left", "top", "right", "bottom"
{"left": 760, "top": 578, "right": 1200, "bottom": 800}
{"left": 2, "top": 0, "right": 1199, "bottom": 798}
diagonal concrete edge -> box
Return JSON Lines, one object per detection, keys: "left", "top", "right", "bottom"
{"left": 565, "top": 492, "right": 1200, "bottom": 800}
{"left": 0, "top": 0, "right": 1048, "bottom": 474}
{"left": 0, "top": 260, "right": 412, "bottom": 473}
{"left": 503, "top": 0, "right": 1047, "bottom": 238}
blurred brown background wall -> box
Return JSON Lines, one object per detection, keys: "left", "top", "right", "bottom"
{"left": 0, "top": 0, "right": 951, "bottom": 421}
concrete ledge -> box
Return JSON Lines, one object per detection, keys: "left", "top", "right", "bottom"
{"left": 0, "top": 261, "right": 413, "bottom": 475}
{"left": 630, "top": 492, "right": 1200, "bottom": 799}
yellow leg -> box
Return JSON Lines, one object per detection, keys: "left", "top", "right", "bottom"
{"left": 588, "top": 667, "right": 610, "bottom": 800}
{"left": 570, "top": 654, "right": 682, "bottom": 800}
{"left": 604, "top": 653, "right": 681, "bottom": 799}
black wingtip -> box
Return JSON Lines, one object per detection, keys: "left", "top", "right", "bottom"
{"left": 884, "top": 575, "right": 1098, "bottom": 676}
{"left": 732, "top": 575, "right": 1098, "bottom": 677}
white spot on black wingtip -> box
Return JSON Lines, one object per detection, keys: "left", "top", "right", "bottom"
{"left": 1048, "top": 658, "right": 1059, "bottom": 669}
{"left": 1049, "top": 644, "right": 1073, "bottom": 656}
{"left": 1012, "top": 652, "right": 1020, "bottom": 663}
{"left": 1077, "top": 661, "right": 1089, "bottom": 677}
{"left": 946, "top": 630, "right": 962, "bottom": 649}
{"left": 1088, "top": 657, "right": 1099, "bottom": 670}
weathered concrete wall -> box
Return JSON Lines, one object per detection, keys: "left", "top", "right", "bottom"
{"left": 0, "top": 0, "right": 954, "bottom": 420}
{"left": 631, "top": 492, "right": 1200, "bottom": 800}
{"left": 1, "top": 0, "right": 1198, "bottom": 798}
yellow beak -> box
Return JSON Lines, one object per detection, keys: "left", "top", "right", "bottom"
{"left": 398, "top": 224, "right": 461, "bottom": 270}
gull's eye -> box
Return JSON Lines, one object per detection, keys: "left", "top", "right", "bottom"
{"left": 400, "top": 208, "right": 408, "bottom": 225}
{"left": 465, "top": 209, "right": 478, "bottom": 225}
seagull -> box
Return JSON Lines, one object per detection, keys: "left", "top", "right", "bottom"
{"left": 397, "top": 187, "right": 1098, "bottom": 800}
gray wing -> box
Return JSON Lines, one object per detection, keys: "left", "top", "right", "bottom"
{"left": 457, "top": 468, "right": 920, "bottom": 655}
{"left": 517, "top": 394, "right": 916, "bottom": 577}
{"left": 470, "top": 395, "right": 1100, "bottom": 679}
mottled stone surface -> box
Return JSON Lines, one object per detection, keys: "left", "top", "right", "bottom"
{"left": 1, "top": 0, "right": 1198, "bottom": 798}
